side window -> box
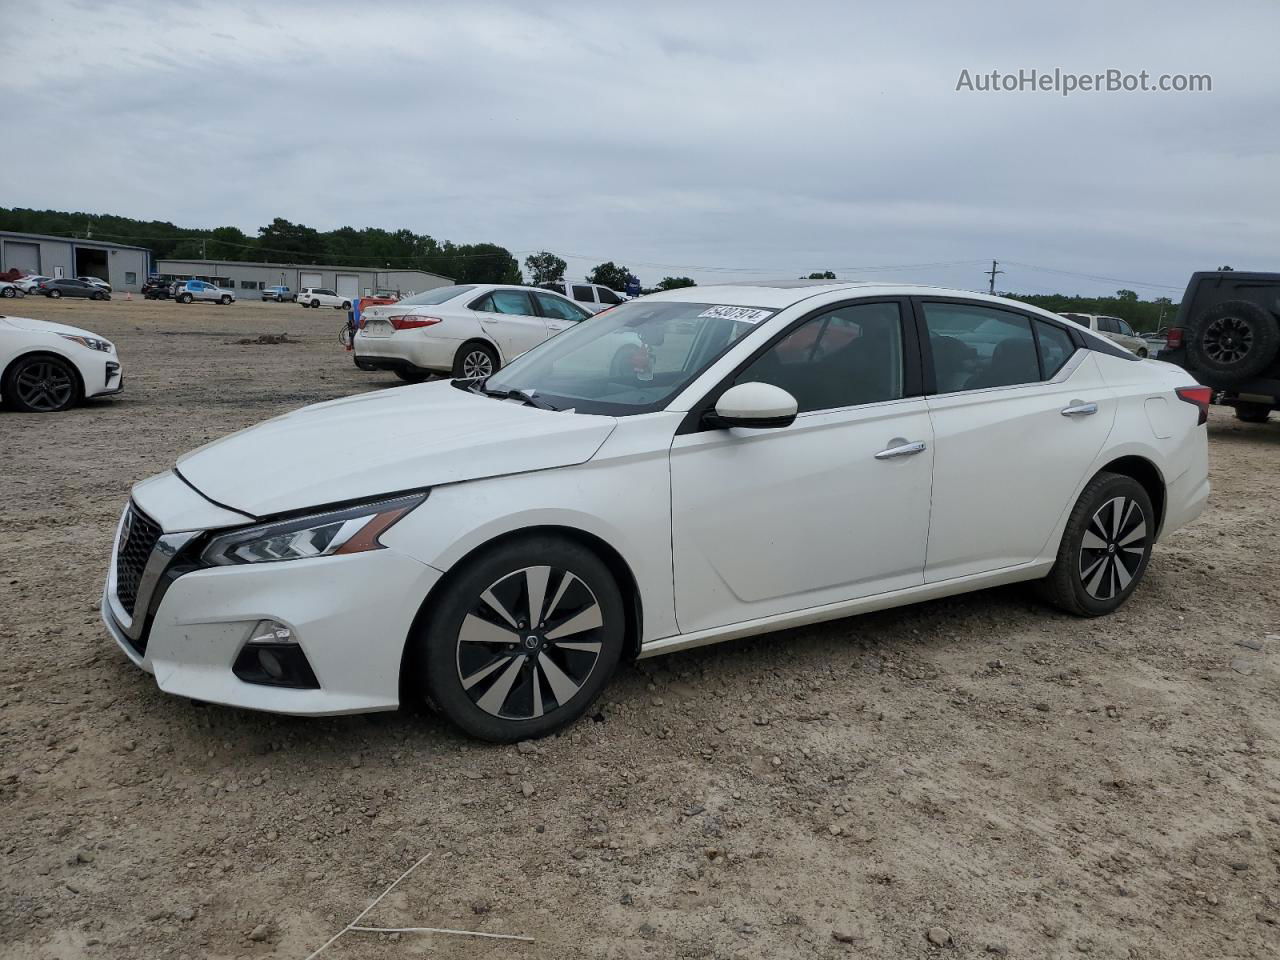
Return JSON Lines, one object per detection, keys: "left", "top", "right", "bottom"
{"left": 1117, "top": 319, "right": 1135, "bottom": 336}
{"left": 470, "top": 294, "right": 494, "bottom": 312}
{"left": 489, "top": 290, "right": 534, "bottom": 315}
{"left": 1098, "top": 316, "right": 1119, "bottom": 334}
{"left": 1034, "top": 319, "right": 1076, "bottom": 378}
{"left": 533, "top": 292, "right": 586, "bottom": 321}
{"left": 923, "top": 302, "right": 1039, "bottom": 393}
{"left": 571, "top": 284, "right": 595, "bottom": 303}
{"left": 597, "top": 287, "right": 622, "bottom": 305}
{"left": 735, "top": 302, "right": 904, "bottom": 413}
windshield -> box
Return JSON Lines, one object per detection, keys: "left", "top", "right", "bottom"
{"left": 398, "top": 284, "right": 475, "bottom": 306}
{"left": 484, "top": 300, "right": 772, "bottom": 415}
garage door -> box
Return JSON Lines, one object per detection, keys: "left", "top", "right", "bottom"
{"left": 300, "top": 272, "right": 322, "bottom": 289}
{"left": 335, "top": 274, "right": 359, "bottom": 299}
{"left": 4, "top": 241, "right": 40, "bottom": 275}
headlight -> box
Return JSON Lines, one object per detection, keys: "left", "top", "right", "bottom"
{"left": 60, "top": 334, "right": 112, "bottom": 352}
{"left": 200, "top": 493, "right": 426, "bottom": 566}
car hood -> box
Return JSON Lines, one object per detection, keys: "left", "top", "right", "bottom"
{"left": 175, "top": 379, "right": 617, "bottom": 518}
{"left": 0, "top": 315, "right": 104, "bottom": 339}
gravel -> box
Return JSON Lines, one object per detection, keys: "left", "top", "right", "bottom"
{"left": 0, "top": 297, "right": 1277, "bottom": 959}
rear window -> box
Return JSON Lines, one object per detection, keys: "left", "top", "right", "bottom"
{"left": 398, "top": 284, "right": 476, "bottom": 306}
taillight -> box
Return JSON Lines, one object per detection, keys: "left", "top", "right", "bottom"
{"left": 389, "top": 314, "right": 442, "bottom": 331}
{"left": 1165, "top": 327, "right": 1184, "bottom": 350}
{"left": 1176, "top": 385, "right": 1212, "bottom": 425}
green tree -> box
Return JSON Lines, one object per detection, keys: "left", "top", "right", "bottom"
{"left": 1115, "top": 289, "right": 1138, "bottom": 302}
{"left": 207, "top": 226, "right": 253, "bottom": 260}
{"left": 806, "top": 271, "right": 837, "bottom": 279}
{"left": 656, "top": 276, "right": 696, "bottom": 290}
{"left": 587, "top": 261, "right": 635, "bottom": 291}
{"left": 524, "top": 251, "right": 566, "bottom": 285}
{"left": 257, "top": 217, "right": 325, "bottom": 263}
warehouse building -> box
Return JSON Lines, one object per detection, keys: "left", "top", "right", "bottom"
{"left": 154, "top": 259, "right": 453, "bottom": 299}
{"left": 0, "top": 230, "right": 152, "bottom": 292}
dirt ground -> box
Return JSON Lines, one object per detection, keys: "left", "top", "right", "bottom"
{"left": 1, "top": 294, "right": 1277, "bottom": 960}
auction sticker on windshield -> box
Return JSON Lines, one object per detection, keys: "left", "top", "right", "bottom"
{"left": 698, "top": 305, "right": 773, "bottom": 323}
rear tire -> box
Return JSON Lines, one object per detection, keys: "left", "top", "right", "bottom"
{"left": 452, "top": 341, "right": 499, "bottom": 379}
{"left": 1187, "top": 300, "right": 1280, "bottom": 379}
{"left": 310, "top": 299, "right": 320, "bottom": 309}
{"left": 1235, "top": 402, "right": 1271, "bottom": 423}
{"left": 411, "top": 535, "right": 626, "bottom": 742}
{"left": 1036, "top": 472, "right": 1155, "bottom": 617}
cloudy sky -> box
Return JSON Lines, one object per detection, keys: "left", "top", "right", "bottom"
{"left": 5, "top": 0, "right": 1278, "bottom": 295}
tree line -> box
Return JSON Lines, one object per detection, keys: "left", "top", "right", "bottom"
{"left": 0, "top": 208, "right": 1179, "bottom": 320}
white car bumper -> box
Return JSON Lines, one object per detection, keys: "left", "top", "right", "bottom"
{"left": 354, "top": 328, "right": 463, "bottom": 373}
{"left": 101, "top": 491, "right": 443, "bottom": 716}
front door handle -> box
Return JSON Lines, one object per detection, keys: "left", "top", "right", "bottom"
{"left": 1061, "top": 400, "right": 1098, "bottom": 417}
{"left": 875, "top": 438, "right": 927, "bottom": 460}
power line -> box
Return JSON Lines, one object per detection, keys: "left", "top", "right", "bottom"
{"left": 1000, "top": 260, "right": 1183, "bottom": 291}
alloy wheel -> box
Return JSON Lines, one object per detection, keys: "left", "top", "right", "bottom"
{"left": 462, "top": 349, "right": 494, "bottom": 378}
{"left": 14, "top": 360, "right": 75, "bottom": 412}
{"left": 455, "top": 565, "right": 605, "bottom": 721}
{"left": 1078, "top": 496, "right": 1148, "bottom": 601}
{"left": 1203, "top": 315, "right": 1253, "bottom": 365}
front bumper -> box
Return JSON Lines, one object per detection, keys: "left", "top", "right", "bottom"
{"left": 86, "top": 358, "right": 124, "bottom": 398}
{"left": 101, "top": 492, "right": 443, "bottom": 716}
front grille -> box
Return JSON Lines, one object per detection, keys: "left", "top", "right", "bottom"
{"left": 115, "top": 505, "right": 162, "bottom": 616}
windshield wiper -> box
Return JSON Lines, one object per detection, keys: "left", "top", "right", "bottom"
{"left": 480, "top": 384, "right": 558, "bottom": 411}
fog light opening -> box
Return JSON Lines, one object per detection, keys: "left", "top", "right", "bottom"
{"left": 233, "top": 621, "right": 319, "bottom": 689}
{"left": 258, "top": 648, "right": 285, "bottom": 681}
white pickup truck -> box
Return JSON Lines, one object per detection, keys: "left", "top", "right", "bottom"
{"left": 297, "top": 287, "right": 353, "bottom": 310}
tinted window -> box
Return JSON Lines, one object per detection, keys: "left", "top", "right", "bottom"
{"left": 1034, "top": 319, "right": 1076, "bottom": 378}
{"left": 1118, "top": 320, "right": 1135, "bottom": 336}
{"left": 533, "top": 292, "right": 588, "bottom": 321}
{"left": 470, "top": 294, "right": 493, "bottom": 311}
{"left": 1097, "top": 316, "right": 1119, "bottom": 334}
{"left": 571, "top": 284, "right": 595, "bottom": 303}
{"left": 923, "top": 302, "right": 1039, "bottom": 393}
{"left": 597, "top": 287, "right": 622, "bottom": 305}
{"left": 736, "top": 302, "right": 904, "bottom": 413}
{"left": 489, "top": 290, "right": 534, "bottom": 315}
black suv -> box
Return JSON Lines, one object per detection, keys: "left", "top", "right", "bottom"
{"left": 1160, "top": 271, "right": 1280, "bottom": 423}
{"left": 142, "top": 277, "right": 171, "bottom": 299}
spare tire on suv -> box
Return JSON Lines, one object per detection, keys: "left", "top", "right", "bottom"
{"left": 1186, "top": 299, "right": 1280, "bottom": 379}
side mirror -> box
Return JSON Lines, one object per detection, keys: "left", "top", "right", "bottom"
{"left": 707, "top": 382, "right": 798, "bottom": 430}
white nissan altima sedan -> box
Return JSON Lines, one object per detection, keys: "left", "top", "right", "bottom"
{"left": 102, "top": 281, "right": 1210, "bottom": 741}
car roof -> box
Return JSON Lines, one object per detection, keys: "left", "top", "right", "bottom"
{"left": 640, "top": 280, "right": 1029, "bottom": 310}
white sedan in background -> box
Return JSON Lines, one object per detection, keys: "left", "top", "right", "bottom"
{"left": 354, "top": 283, "right": 592, "bottom": 381}
{"left": 103, "top": 281, "right": 1209, "bottom": 742}
{"left": 2, "top": 314, "right": 123, "bottom": 412}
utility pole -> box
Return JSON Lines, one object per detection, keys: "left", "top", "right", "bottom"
{"left": 86, "top": 220, "right": 92, "bottom": 239}
{"left": 201, "top": 238, "right": 206, "bottom": 260}
{"left": 985, "top": 259, "right": 1003, "bottom": 294}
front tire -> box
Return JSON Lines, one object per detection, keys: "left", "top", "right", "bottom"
{"left": 3, "top": 354, "right": 81, "bottom": 412}
{"left": 178, "top": 293, "right": 193, "bottom": 304}
{"left": 1037, "top": 472, "right": 1155, "bottom": 617}
{"left": 48, "top": 290, "right": 62, "bottom": 298}
{"left": 413, "top": 536, "right": 626, "bottom": 742}
{"left": 394, "top": 368, "right": 431, "bottom": 383}
{"left": 452, "top": 341, "right": 499, "bottom": 379}
{"left": 1, "top": 286, "right": 14, "bottom": 298}
{"left": 220, "top": 295, "right": 232, "bottom": 305}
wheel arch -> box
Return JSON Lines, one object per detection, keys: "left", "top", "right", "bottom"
{"left": 454, "top": 336, "right": 505, "bottom": 367}
{"left": 2, "top": 349, "right": 86, "bottom": 406}
{"left": 1095, "top": 455, "right": 1166, "bottom": 538}
{"left": 397, "top": 524, "right": 645, "bottom": 705}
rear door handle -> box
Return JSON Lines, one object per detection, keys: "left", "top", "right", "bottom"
{"left": 875, "top": 438, "right": 927, "bottom": 460}
{"left": 1061, "top": 400, "right": 1098, "bottom": 417}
